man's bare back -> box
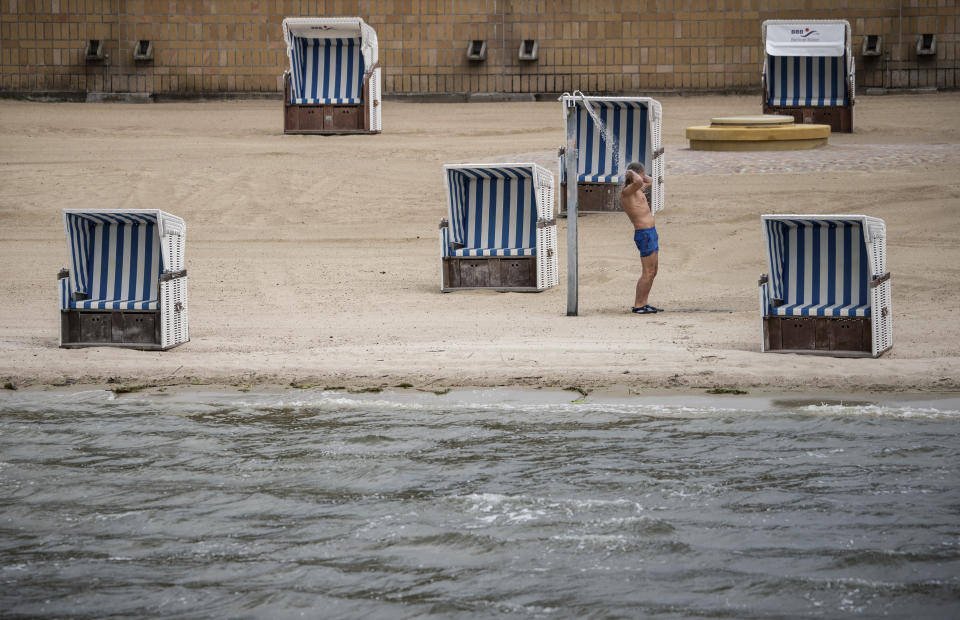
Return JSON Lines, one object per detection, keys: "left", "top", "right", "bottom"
{"left": 621, "top": 168, "right": 654, "bottom": 229}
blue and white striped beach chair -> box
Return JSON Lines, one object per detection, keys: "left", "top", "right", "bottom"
{"left": 439, "top": 163, "right": 558, "bottom": 292}
{"left": 762, "top": 20, "right": 855, "bottom": 132}
{"left": 282, "top": 17, "right": 381, "bottom": 134}
{"left": 759, "top": 215, "right": 892, "bottom": 357}
{"left": 58, "top": 209, "right": 188, "bottom": 350}
{"left": 557, "top": 95, "right": 664, "bottom": 215}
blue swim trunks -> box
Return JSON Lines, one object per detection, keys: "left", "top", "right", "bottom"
{"left": 634, "top": 227, "right": 659, "bottom": 257}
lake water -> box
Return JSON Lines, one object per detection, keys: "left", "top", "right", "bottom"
{"left": 1, "top": 389, "right": 958, "bottom": 618}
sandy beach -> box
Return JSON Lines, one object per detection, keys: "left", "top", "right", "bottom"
{"left": 1, "top": 93, "right": 959, "bottom": 393}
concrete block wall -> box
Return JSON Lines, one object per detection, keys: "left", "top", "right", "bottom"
{"left": 1, "top": 1, "right": 957, "bottom": 96}
{"left": 852, "top": 4, "right": 959, "bottom": 90}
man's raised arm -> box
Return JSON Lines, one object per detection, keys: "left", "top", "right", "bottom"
{"left": 621, "top": 170, "right": 645, "bottom": 197}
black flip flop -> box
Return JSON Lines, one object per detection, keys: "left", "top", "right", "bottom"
{"left": 631, "top": 305, "right": 658, "bottom": 314}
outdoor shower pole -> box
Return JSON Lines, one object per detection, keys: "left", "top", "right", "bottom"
{"left": 565, "top": 98, "right": 579, "bottom": 316}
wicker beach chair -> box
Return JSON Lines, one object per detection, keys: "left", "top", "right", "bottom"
{"left": 58, "top": 209, "right": 188, "bottom": 350}
{"left": 762, "top": 20, "right": 855, "bottom": 133}
{"left": 438, "top": 163, "right": 559, "bottom": 292}
{"left": 557, "top": 95, "right": 664, "bottom": 215}
{"left": 758, "top": 215, "right": 892, "bottom": 358}
{"left": 282, "top": 17, "right": 381, "bottom": 135}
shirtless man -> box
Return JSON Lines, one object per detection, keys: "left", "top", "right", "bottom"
{"left": 621, "top": 162, "right": 661, "bottom": 314}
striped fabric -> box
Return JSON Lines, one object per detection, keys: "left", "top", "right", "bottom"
{"left": 292, "top": 97, "right": 360, "bottom": 104}
{"left": 575, "top": 101, "right": 647, "bottom": 183}
{"left": 440, "top": 225, "right": 452, "bottom": 257}
{"left": 452, "top": 247, "right": 535, "bottom": 257}
{"left": 764, "top": 218, "right": 871, "bottom": 317}
{"left": 445, "top": 166, "right": 538, "bottom": 257}
{"left": 289, "top": 37, "right": 364, "bottom": 105}
{"left": 58, "top": 277, "right": 70, "bottom": 311}
{"left": 64, "top": 212, "right": 160, "bottom": 311}
{"left": 767, "top": 55, "right": 849, "bottom": 107}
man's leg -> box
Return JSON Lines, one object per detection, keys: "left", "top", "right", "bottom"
{"left": 634, "top": 252, "right": 659, "bottom": 308}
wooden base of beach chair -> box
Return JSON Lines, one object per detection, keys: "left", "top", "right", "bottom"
{"left": 284, "top": 103, "right": 377, "bottom": 135}
{"left": 441, "top": 256, "right": 539, "bottom": 292}
{"left": 763, "top": 316, "right": 873, "bottom": 357}
{"left": 282, "top": 71, "right": 379, "bottom": 135}
{"left": 559, "top": 182, "right": 633, "bottom": 215}
{"left": 60, "top": 309, "right": 177, "bottom": 350}
{"left": 763, "top": 103, "right": 853, "bottom": 133}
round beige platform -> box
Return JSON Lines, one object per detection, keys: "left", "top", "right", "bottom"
{"left": 685, "top": 122, "right": 831, "bottom": 151}
{"left": 709, "top": 115, "right": 795, "bottom": 127}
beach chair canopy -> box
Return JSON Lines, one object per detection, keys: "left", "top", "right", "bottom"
{"left": 443, "top": 164, "right": 547, "bottom": 257}
{"left": 762, "top": 215, "right": 883, "bottom": 318}
{"left": 62, "top": 209, "right": 184, "bottom": 310}
{"left": 763, "top": 20, "right": 852, "bottom": 107}
{"left": 282, "top": 17, "right": 378, "bottom": 105}
{"left": 569, "top": 99, "right": 650, "bottom": 183}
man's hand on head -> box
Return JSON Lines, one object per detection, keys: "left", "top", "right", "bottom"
{"left": 624, "top": 170, "right": 640, "bottom": 184}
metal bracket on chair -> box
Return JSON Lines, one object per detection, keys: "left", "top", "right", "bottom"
{"left": 174, "top": 302, "right": 184, "bottom": 312}
{"left": 870, "top": 272, "right": 891, "bottom": 288}
{"left": 771, "top": 298, "right": 784, "bottom": 307}
{"left": 537, "top": 219, "right": 557, "bottom": 229}
{"left": 881, "top": 306, "right": 889, "bottom": 318}
{"left": 160, "top": 269, "right": 188, "bottom": 282}
{"left": 652, "top": 147, "right": 665, "bottom": 160}
{"left": 546, "top": 248, "right": 554, "bottom": 258}
{"left": 658, "top": 176, "right": 664, "bottom": 184}
{"left": 758, "top": 274, "right": 769, "bottom": 286}
{"left": 58, "top": 268, "right": 70, "bottom": 280}
{"left": 439, "top": 218, "right": 449, "bottom": 229}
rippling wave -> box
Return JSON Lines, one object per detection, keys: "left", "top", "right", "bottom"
{"left": 1, "top": 389, "right": 958, "bottom": 617}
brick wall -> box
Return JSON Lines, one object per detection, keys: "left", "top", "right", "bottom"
{"left": 2, "top": 1, "right": 957, "bottom": 97}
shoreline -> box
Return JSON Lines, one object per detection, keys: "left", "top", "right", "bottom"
{"left": 3, "top": 341, "right": 960, "bottom": 394}
{"left": 3, "top": 383, "right": 959, "bottom": 417}
{"left": 4, "top": 332, "right": 960, "bottom": 395}
{"left": 3, "top": 373, "right": 959, "bottom": 399}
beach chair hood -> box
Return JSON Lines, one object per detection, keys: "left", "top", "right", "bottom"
{"left": 62, "top": 209, "right": 185, "bottom": 301}
{"left": 443, "top": 163, "right": 552, "bottom": 256}
{"left": 763, "top": 21, "right": 848, "bottom": 58}
{"left": 761, "top": 20, "right": 854, "bottom": 110}
{"left": 282, "top": 17, "right": 378, "bottom": 74}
